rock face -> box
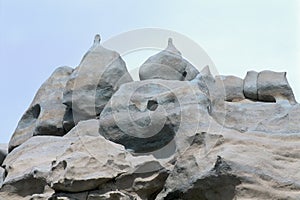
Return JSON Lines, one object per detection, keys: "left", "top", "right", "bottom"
{"left": 243, "top": 70, "right": 259, "bottom": 100}
{"left": 1, "top": 136, "right": 75, "bottom": 199}
{"left": 0, "top": 167, "right": 5, "bottom": 188}
{"left": 8, "top": 66, "right": 73, "bottom": 152}
{"left": 99, "top": 79, "right": 211, "bottom": 154}
{"left": 0, "top": 144, "right": 7, "bottom": 165}
{"left": 244, "top": 70, "right": 297, "bottom": 104}
{"left": 212, "top": 101, "right": 300, "bottom": 133}
{"left": 157, "top": 131, "right": 300, "bottom": 200}
{"left": 1, "top": 35, "right": 300, "bottom": 200}
{"left": 139, "top": 38, "right": 199, "bottom": 81}
{"left": 63, "top": 35, "right": 133, "bottom": 131}
{"left": 215, "top": 75, "right": 245, "bottom": 102}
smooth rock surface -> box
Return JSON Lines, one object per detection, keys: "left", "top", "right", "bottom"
{"left": 216, "top": 75, "right": 245, "bottom": 102}
{"left": 139, "top": 38, "right": 199, "bottom": 81}
{"left": 8, "top": 66, "right": 73, "bottom": 152}
{"left": 257, "top": 70, "right": 297, "bottom": 104}
{"left": 243, "top": 70, "right": 258, "bottom": 100}
{"left": 99, "top": 79, "right": 211, "bottom": 154}
{"left": 63, "top": 34, "right": 132, "bottom": 130}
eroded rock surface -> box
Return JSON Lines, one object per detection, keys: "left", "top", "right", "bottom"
{"left": 2, "top": 35, "right": 300, "bottom": 200}
{"left": 216, "top": 75, "right": 245, "bottom": 102}
{"left": 157, "top": 131, "right": 300, "bottom": 200}
{"left": 1, "top": 136, "right": 75, "bottom": 199}
{"left": 139, "top": 38, "right": 199, "bottom": 81}
{"left": 243, "top": 70, "right": 297, "bottom": 104}
{"left": 63, "top": 35, "right": 133, "bottom": 131}
{"left": 212, "top": 100, "right": 300, "bottom": 133}
{"left": 0, "top": 143, "right": 7, "bottom": 165}
{"left": 0, "top": 167, "right": 5, "bottom": 188}
{"left": 99, "top": 79, "right": 211, "bottom": 154}
{"left": 8, "top": 66, "right": 73, "bottom": 152}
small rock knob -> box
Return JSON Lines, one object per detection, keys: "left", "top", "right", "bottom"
{"left": 94, "top": 34, "right": 101, "bottom": 45}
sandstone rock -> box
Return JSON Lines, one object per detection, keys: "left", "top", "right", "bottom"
{"left": 243, "top": 70, "right": 258, "bottom": 100}
{"left": 157, "top": 131, "right": 300, "bottom": 199}
{"left": 139, "top": 38, "right": 199, "bottom": 81}
{"left": 48, "top": 134, "right": 164, "bottom": 193}
{"left": 0, "top": 143, "right": 8, "bottom": 165}
{"left": 243, "top": 70, "right": 297, "bottom": 104}
{"left": 8, "top": 66, "right": 73, "bottom": 152}
{"left": 215, "top": 75, "right": 245, "bottom": 102}
{"left": 257, "top": 70, "right": 297, "bottom": 104}
{"left": 87, "top": 191, "right": 137, "bottom": 200}
{"left": 3, "top": 34, "right": 300, "bottom": 200}
{"left": 50, "top": 191, "right": 89, "bottom": 200}
{"left": 191, "top": 66, "right": 227, "bottom": 110}
{"left": 212, "top": 101, "right": 300, "bottom": 133}
{"left": 64, "top": 119, "right": 100, "bottom": 138}
{"left": 156, "top": 132, "right": 241, "bottom": 200}
{"left": 99, "top": 79, "right": 211, "bottom": 154}
{"left": 0, "top": 167, "right": 5, "bottom": 188}
{"left": 63, "top": 34, "right": 133, "bottom": 130}
{"left": 1, "top": 136, "right": 75, "bottom": 198}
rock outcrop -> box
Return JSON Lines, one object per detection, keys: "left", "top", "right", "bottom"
{"left": 244, "top": 70, "right": 297, "bottom": 104}
{"left": 99, "top": 79, "right": 211, "bottom": 154}
{"left": 63, "top": 34, "right": 133, "bottom": 131}
{"left": 0, "top": 144, "right": 7, "bottom": 165}
{"left": 139, "top": 38, "right": 199, "bottom": 81}
{"left": 8, "top": 66, "right": 73, "bottom": 152}
{"left": 1, "top": 35, "right": 299, "bottom": 200}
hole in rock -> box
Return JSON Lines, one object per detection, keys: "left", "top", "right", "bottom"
{"left": 31, "top": 104, "right": 41, "bottom": 118}
{"left": 182, "top": 71, "right": 187, "bottom": 78}
{"left": 18, "top": 104, "right": 41, "bottom": 128}
{"left": 147, "top": 100, "right": 158, "bottom": 111}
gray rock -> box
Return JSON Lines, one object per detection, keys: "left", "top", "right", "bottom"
{"left": 257, "top": 70, "right": 297, "bottom": 104}
{"left": 50, "top": 191, "right": 89, "bottom": 200}
{"left": 0, "top": 143, "right": 8, "bottom": 165}
{"left": 243, "top": 70, "right": 258, "bottom": 100}
{"left": 156, "top": 133, "right": 241, "bottom": 200}
{"left": 0, "top": 167, "right": 5, "bottom": 188}
{"left": 63, "top": 34, "right": 133, "bottom": 131}
{"left": 2, "top": 136, "right": 75, "bottom": 198}
{"left": 64, "top": 119, "right": 100, "bottom": 138}
{"left": 191, "top": 66, "right": 227, "bottom": 108}
{"left": 157, "top": 131, "right": 300, "bottom": 200}
{"left": 243, "top": 70, "right": 297, "bottom": 104}
{"left": 8, "top": 66, "right": 73, "bottom": 152}
{"left": 87, "top": 191, "right": 137, "bottom": 200}
{"left": 215, "top": 75, "right": 245, "bottom": 102}
{"left": 212, "top": 100, "right": 300, "bottom": 133}
{"left": 48, "top": 133, "right": 163, "bottom": 192}
{"left": 139, "top": 38, "right": 199, "bottom": 81}
{"left": 99, "top": 79, "right": 211, "bottom": 154}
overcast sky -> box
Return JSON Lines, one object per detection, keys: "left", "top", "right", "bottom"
{"left": 0, "top": 0, "right": 299, "bottom": 144}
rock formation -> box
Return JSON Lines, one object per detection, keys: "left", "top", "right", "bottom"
{"left": 8, "top": 67, "right": 73, "bottom": 152}
{"left": 63, "top": 34, "right": 133, "bottom": 132}
{"left": 139, "top": 38, "right": 199, "bottom": 81}
{"left": 1, "top": 35, "right": 299, "bottom": 200}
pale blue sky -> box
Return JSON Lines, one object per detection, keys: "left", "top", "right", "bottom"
{"left": 0, "top": 0, "right": 299, "bottom": 143}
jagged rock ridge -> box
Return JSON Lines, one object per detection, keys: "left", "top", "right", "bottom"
{"left": 1, "top": 35, "right": 299, "bottom": 200}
